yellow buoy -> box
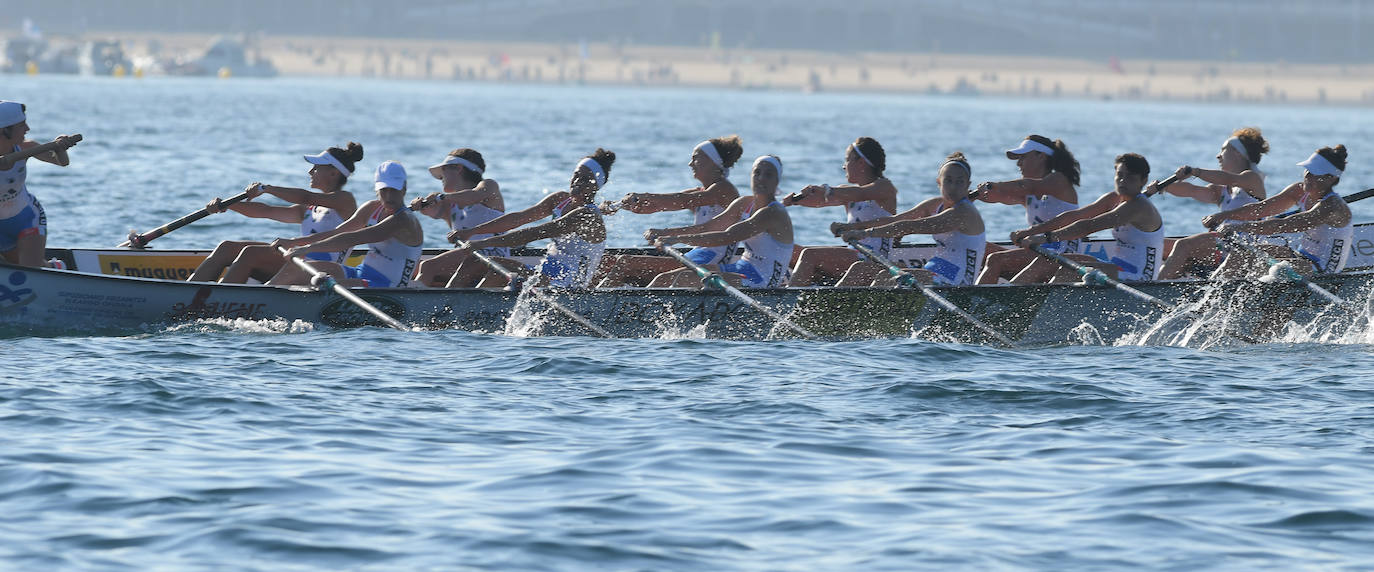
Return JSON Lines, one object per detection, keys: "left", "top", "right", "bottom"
{"left": 112, "top": 64, "right": 126, "bottom": 77}
{"left": 25, "top": 61, "right": 38, "bottom": 75}
{"left": 218, "top": 66, "right": 232, "bottom": 79}
{"left": 133, "top": 66, "right": 144, "bottom": 78}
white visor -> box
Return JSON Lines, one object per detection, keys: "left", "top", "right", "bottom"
{"left": 0, "top": 101, "right": 24, "bottom": 128}
{"left": 1006, "top": 139, "right": 1055, "bottom": 158}
{"left": 304, "top": 150, "right": 352, "bottom": 177}
{"left": 753, "top": 155, "right": 782, "bottom": 179}
{"left": 1297, "top": 152, "right": 1342, "bottom": 177}
{"left": 577, "top": 158, "right": 606, "bottom": 188}
{"left": 428, "top": 155, "right": 484, "bottom": 180}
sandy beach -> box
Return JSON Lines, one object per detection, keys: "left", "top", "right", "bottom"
{"left": 13, "top": 32, "right": 1374, "bottom": 106}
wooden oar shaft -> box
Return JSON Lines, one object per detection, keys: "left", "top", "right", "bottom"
{"left": 1029, "top": 245, "right": 1173, "bottom": 310}
{"left": 0, "top": 134, "right": 82, "bottom": 169}
{"left": 277, "top": 246, "right": 410, "bottom": 331}
{"left": 120, "top": 190, "right": 254, "bottom": 248}
{"left": 848, "top": 240, "right": 1016, "bottom": 347}
{"left": 658, "top": 244, "right": 819, "bottom": 340}
{"left": 1215, "top": 235, "right": 1345, "bottom": 305}
{"left": 462, "top": 242, "right": 612, "bottom": 338}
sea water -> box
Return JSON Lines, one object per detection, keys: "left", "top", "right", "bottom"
{"left": 3, "top": 76, "right": 1374, "bottom": 570}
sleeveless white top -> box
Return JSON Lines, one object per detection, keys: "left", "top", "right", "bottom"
{"left": 921, "top": 199, "right": 986, "bottom": 286}
{"left": 300, "top": 205, "right": 348, "bottom": 263}
{"left": 1296, "top": 191, "right": 1353, "bottom": 273}
{"left": 687, "top": 201, "right": 732, "bottom": 265}
{"left": 1106, "top": 197, "right": 1164, "bottom": 281}
{"left": 1217, "top": 186, "right": 1260, "bottom": 220}
{"left": 542, "top": 197, "right": 606, "bottom": 287}
{"left": 361, "top": 204, "right": 423, "bottom": 288}
{"left": 0, "top": 145, "right": 33, "bottom": 219}
{"left": 1026, "top": 194, "right": 1079, "bottom": 254}
{"left": 847, "top": 199, "right": 895, "bottom": 259}
{"left": 451, "top": 201, "right": 509, "bottom": 258}
{"left": 736, "top": 199, "right": 793, "bottom": 287}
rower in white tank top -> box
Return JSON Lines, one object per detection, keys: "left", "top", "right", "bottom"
{"left": 299, "top": 205, "right": 348, "bottom": 263}
{"left": 450, "top": 202, "right": 510, "bottom": 258}
{"left": 846, "top": 198, "right": 894, "bottom": 259}
{"left": 1295, "top": 191, "right": 1353, "bottom": 273}
{"left": 1026, "top": 194, "right": 1079, "bottom": 254}
{"left": 537, "top": 197, "right": 606, "bottom": 287}
{"left": 346, "top": 204, "right": 423, "bottom": 288}
{"left": 685, "top": 202, "right": 732, "bottom": 265}
{"left": 1105, "top": 197, "right": 1165, "bottom": 281}
{"left": 922, "top": 198, "right": 987, "bottom": 286}
{"left": 718, "top": 200, "right": 793, "bottom": 288}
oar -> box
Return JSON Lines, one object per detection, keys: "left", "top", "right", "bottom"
{"left": 460, "top": 242, "right": 612, "bottom": 338}
{"left": 120, "top": 190, "right": 253, "bottom": 248}
{"left": 0, "top": 134, "right": 82, "bottom": 170}
{"left": 1214, "top": 234, "right": 1345, "bottom": 305}
{"left": 276, "top": 246, "right": 410, "bottom": 331}
{"left": 656, "top": 243, "right": 818, "bottom": 340}
{"left": 1029, "top": 244, "right": 1174, "bottom": 311}
{"left": 1273, "top": 188, "right": 1374, "bottom": 218}
{"left": 847, "top": 240, "right": 1016, "bottom": 347}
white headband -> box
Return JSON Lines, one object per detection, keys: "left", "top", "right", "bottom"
{"left": 694, "top": 140, "right": 729, "bottom": 177}
{"left": 1007, "top": 139, "right": 1055, "bottom": 157}
{"left": 1298, "top": 152, "right": 1343, "bottom": 177}
{"left": 304, "top": 150, "right": 353, "bottom": 177}
{"left": 577, "top": 158, "right": 607, "bottom": 188}
{"left": 1224, "top": 137, "right": 1252, "bottom": 165}
{"left": 942, "top": 159, "right": 970, "bottom": 176}
{"left": 753, "top": 155, "right": 782, "bottom": 179}
{"left": 851, "top": 143, "right": 874, "bottom": 167}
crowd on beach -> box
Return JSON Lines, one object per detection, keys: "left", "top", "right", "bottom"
{"left": 0, "top": 98, "right": 1357, "bottom": 292}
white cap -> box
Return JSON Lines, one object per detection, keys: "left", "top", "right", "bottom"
{"left": 428, "top": 154, "right": 484, "bottom": 180}
{"left": 0, "top": 101, "right": 25, "bottom": 128}
{"left": 1006, "top": 138, "right": 1055, "bottom": 158}
{"left": 304, "top": 149, "right": 352, "bottom": 177}
{"left": 374, "top": 160, "right": 407, "bottom": 191}
{"left": 1297, "top": 152, "right": 1342, "bottom": 177}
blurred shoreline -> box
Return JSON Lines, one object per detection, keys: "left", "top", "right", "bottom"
{"left": 11, "top": 32, "right": 1374, "bottom": 106}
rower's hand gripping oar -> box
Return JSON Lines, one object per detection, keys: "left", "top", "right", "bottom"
{"left": 656, "top": 242, "right": 819, "bottom": 340}
{"left": 0, "top": 134, "right": 82, "bottom": 170}
{"left": 276, "top": 246, "right": 410, "bottom": 331}
{"left": 846, "top": 239, "right": 1017, "bottom": 347}
{"left": 1028, "top": 244, "right": 1173, "bottom": 310}
{"left": 1213, "top": 233, "right": 1346, "bottom": 305}
{"left": 121, "top": 190, "right": 254, "bottom": 248}
{"left": 458, "top": 241, "right": 612, "bottom": 338}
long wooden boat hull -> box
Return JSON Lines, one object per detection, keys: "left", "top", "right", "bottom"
{"left": 4, "top": 257, "right": 1371, "bottom": 344}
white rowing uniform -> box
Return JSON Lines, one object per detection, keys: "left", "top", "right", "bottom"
{"left": 1105, "top": 196, "right": 1164, "bottom": 281}
{"left": 1217, "top": 185, "right": 1260, "bottom": 221}
{"left": 1295, "top": 191, "right": 1353, "bottom": 274}
{"left": 684, "top": 201, "right": 731, "bottom": 266}
{"left": 921, "top": 198, "right": 986, "bottom": 286}
{"left": 450, "top": 201, "right": 510, "bottom": 258}
{"left": 718, "top": 199, "right": 792, "bottom": 288}
{"left": 537, "top": 196, "right": 605, "bottom": 288}
{"left": 847, "top": 198, "right": 894, "bottom": 260}
{"left": 299, "top": 205, "right": 348, "bottom": 263}
{"left": 0, "top": 144, "right": 46, "bottom": 253}
{"left": 1026, "top": 194, "right": 1079, "bottom": 254}
{"left": 346, "top": 204, "right": 423, "bottom": 288}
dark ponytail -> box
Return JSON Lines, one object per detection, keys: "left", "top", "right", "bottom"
{"left": 588, "top": 148, "right": 616, "bottom": 180}
{"left": 853, "top": 136, "right": 886, "bottom": 176}
{"left": 1027, "top": 134, "right": 1080, "bottom": 186}
{"left": 1233, "top": 127, "right": 1268, "bottom": 165}
{"left": 327, "top": 142, "right": 365, "bottom": 181}
{"left": 709, "top": 135, "right": 743, "bottom": 168}
{"left": 1318, "top": 144, "right": 1348, "bottom": 186}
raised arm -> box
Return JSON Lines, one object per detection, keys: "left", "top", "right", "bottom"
{"left": 1227, "top": 192, "right": 1349, "bottom": 236}
{"left": 468, "top": 205, "right": 595, "bottom": 249}
{"left": 291, "top": 209, "right": 410, "bottom": 255}
{"left": 260, "top": 183, "right": 357, "bottom": 213}
{"left": 1012, "top": 191, "right": 1118, "bottom": 239}
{"left": 274, "top": 199, "right": 378, "bottom": 248}
{"left": 1201, "top": 182, "right": 1302, "bottom": 229}
{"left": 621, "top": 182, "right": 736, "bottom": 214}
{"left": 845, "top": 205, "right": 962, "bottom": 239}
{"left": 976, "top": 172, "right": 1070, "bottom": 205}
{"left": 1041, "top": 198, "right": 1145, "bottom": 243}
{"left": 831, "top": 198, "right": 940, "bottom": 236}
{"left": 661, "top": 206, "right": 773, "bottom": 248}
{"left": 451, "top": 192, "right": 561, "bottom": 241}
{"left": 441, "top": 179, "right": 501, "bottom": 209}
{"left": 644, "top": 196, "right": 750, "bottom": 242}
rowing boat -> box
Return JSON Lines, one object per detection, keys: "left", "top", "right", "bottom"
{"left": 6, "top": 228, "right": 1373, "bottom": 342}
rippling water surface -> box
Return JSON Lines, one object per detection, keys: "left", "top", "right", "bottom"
{"left": 4, "top": 76, "right": 1374, "bottom": 569}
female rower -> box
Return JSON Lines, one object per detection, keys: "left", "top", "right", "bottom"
{"left": 784, "top": 137, "right": 899, "bottom": 286}
{"left": 1156, "top": 127, "right": 1269, "bottom": 279}
{"left": 973, "top": 135, "right": 1081, "bottom": 284}
{"left": 0, "top": 101, "right": 79, "bottom": 268}
{"left": 1207, "top": 145, "right": 1353, "bottom": 277}
{"left": 594, "top": 135, "right": 743, "bottom": 287}
{"left": 834, "top": 152, "right": 985, "bottom": 287}
{"left": 268, "top": 160, "right": 424, "bottom": 287}
{"left": 447, "top": 149, "right": 615, "bottom": 288}
{"left": 1010, "top": 153, "right": 1163, "bottom": 283}
{"left": 188, "top": 142, "right": 362, "bottom": 283}
{"left": 647, "top": 155, "right": 794, "bottom": 289}
{"left": 409, "top": 149, "right": 505, "bottom": 287}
